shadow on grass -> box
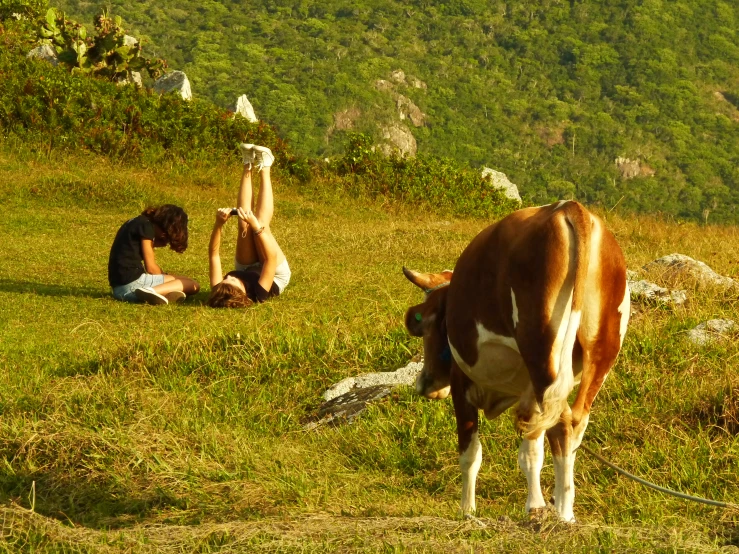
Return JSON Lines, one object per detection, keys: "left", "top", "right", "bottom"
{"left": 0, "top": 279, "right": 208, "bottom": 306}
{"left": 0, "top": 470, "right": 190, "bottom": 529}
{"left": 0, "top": 279, "right": 109, "bottom": 299}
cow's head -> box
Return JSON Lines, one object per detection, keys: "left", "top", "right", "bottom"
{"left": 403, "top": 267, "right": 454, "bottom": 400}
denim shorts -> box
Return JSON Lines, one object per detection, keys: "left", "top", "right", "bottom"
{"left": 111, "top": 273, "right": 166, "bottom": 303}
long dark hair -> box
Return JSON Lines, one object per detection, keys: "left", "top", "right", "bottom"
{"left": 207, "top": 282, "right": 253, "bottom": 308}
{"left": 141, "top": 205, "right": 188, "bottom": 253}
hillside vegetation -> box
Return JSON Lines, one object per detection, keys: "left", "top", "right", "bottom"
{"left": 1, "top": 143, "right": 739, "bottom": 552}
{"left": 46, "top": 0, "right": 739, "bottom": 222}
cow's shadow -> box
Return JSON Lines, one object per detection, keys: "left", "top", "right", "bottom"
{"left": 0, "top": 467, "right": 193, "bottom": 529}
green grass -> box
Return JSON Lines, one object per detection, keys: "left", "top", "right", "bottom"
{"left": 1, "top": 144, "right": 738, "bottom": 552}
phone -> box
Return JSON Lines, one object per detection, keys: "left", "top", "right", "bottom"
{"left": 230, "top": 208, "right": 239, "bottom": 216}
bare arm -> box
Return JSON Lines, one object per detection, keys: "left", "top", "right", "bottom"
{"left": 209, "top": 209, "right": 231, "bottom": 287}
{"left": 142, "top": 239, "right": 163, "bottom": 274}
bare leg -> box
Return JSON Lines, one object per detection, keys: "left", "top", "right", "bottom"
{"left": 252, "top": 166, "right": 286, "bottom": 265}
{"left": 152, "top": 274, "right": 200, "bottom": 296}
{"left": 254, "top": 166, "right": 274, "bottom": 227}
{"left": 235, "top": 166, "right": 259, "bottom": 266}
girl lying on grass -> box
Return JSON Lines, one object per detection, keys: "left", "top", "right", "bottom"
{"left": 207, "top": 144, "right": 291, "bottom": 308}
{"left": 107, "top": 205, "right": 200, "bottom": 305}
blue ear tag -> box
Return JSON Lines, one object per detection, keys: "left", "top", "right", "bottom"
{"left": 415, "top": 313, "right": 422, "bottom": 322}
{"left": 440, "top": 344, "right": 452, "bottom": 362}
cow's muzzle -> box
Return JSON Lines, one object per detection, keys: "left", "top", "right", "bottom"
{"left": 415, "top": 369, "right": 451, "bottom": 400}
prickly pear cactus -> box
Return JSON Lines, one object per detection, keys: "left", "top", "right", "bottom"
{"left": 37, "top": 8, "right": 166, "bottom": 82}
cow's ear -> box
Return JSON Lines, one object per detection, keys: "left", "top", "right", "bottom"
{"left": 405, "top": 305, "right": 426, "bottom": 337}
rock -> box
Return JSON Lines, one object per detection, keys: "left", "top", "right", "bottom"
{"left": 26, "top": 44, "right": 58, "bottom": 66}
{"left": 303, "top": 360, "right": 423, "bottom": 430}
{"left": 643, "top": 254, "right": 737, "bottom": 290}
{"left": 628, "top": 279, "right": 687, "bottom": 305}
{"left": 374, "top": 79, "right": 394, "bottom": 92}
{"left": 153, "top": 71, "right": 192, "bottom": 101}
{"left": 323, "top": 361, "right": 423, "bottom": 401}
{"left": 390, "top": 69, "right": 406, "bottom": 84}
{"left": 408, "top": 76, "right": 427, "bottom": 89}
{"left": 481, "top": 168, "right": 522, "bottom": 203}
{"left": 234, "top": 94, "right": 258, "bottom": 122}
{"left": 117, "top": 71, "right": 143, "bottom": 87}
{"left": 379, "top": 122, "right": 417, "bottom": 157}
{"left": 687, "top": 319, "right": 737, "bottom": 346}
{"left": 396, "top": 94, "right": 426, "bottom": 127}
{"left": 615, "top": 157, "right": 655, "bottom": 179}
{"left": 333, "top": 107, "right": 361, "bottom": 131}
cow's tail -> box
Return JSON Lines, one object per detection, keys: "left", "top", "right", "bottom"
{"left": 528, "top": 201, "right": 591, "bottom": 437}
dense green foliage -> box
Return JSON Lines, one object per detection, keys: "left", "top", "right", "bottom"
{"left": 47, "top": 0, "right": 739, "bottom": 221}
{"left": 0, "top": 21, "right": 290, "bottom": 164}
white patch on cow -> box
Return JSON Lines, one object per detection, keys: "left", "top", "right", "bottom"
{"left": 449, "top": 323, "right": 530, "bottom": 397}
{"left": 459, "top": 431, "right": 482, "bottom": 516}
{"left": 552, "top": 453, "right": 576, "bottom": 522}
{"left": 554, "top": 200, "right": 568, "bottom": 209}
{"left": 518, "top": 433, "right": 547, "bottom": 512}
{"left": 511, "top": 289, "right": 519, "bottom": 328}
{"left": 618, "top": 280, "right": 630, "bottom": 345}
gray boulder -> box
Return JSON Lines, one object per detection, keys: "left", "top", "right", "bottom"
{"left": 643, "top": 254, "right": 737, "bottom": 289}
{"left": 687, "top": 319, "right": 737, "bottom": 346}
{"left": 628, "top": 279, "right": 687, "bottom": 306}
{"left": 481, "top": 168, "right": 522, "bottom": 203}
{"left": 27, "top": 44, "right": 58, "bottom": 66}
{"left": 153, "top": 71, "right": 192, "bottom": 101}
{"left": 396, "top": 94, "right": 426, "bottom": 127}
{"left": 324, "top": 361, "right": 423, "bottom": 401}
{"left": 234, "top": 94, "right": 258, "bottom": 123}
{"left": 379, "top": 122, "right": 417, "bottom": 157}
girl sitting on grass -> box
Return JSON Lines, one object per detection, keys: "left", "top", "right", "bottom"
{"left": 108, "top": 204, "right": 200, "bottom": 305}
{"left": 207, "top": 144, "right": 291, "bottom": 308}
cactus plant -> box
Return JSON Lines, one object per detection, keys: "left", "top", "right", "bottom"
{"left": 37, "top": 8, "right": 166, "bottom": 82}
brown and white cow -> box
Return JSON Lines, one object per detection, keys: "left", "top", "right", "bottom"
{"left": 403, "top": 200, "right": 629, "bottom": 522}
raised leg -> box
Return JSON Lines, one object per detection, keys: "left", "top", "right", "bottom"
{"left": 254, "top": 166, "right": 274, "bottom": 227}
{"left": 235, "top": 165, "right": 259, "bottom": 266}
{"left": 451, "top": 364, "right": 481, "bottom": 517}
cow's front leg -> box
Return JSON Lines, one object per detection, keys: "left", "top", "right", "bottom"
{"left": 451, "top": 364, "right": 480, "bottom": 518}
{"left": 518, "top": 431, "right": 547, "bottom": 513}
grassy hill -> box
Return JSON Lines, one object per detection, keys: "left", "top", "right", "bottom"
{"left": 45, "top": 0, "right": 739, "bottom": 222}
{"left": 1, "top": 141, "right": 739, "bottom": 552}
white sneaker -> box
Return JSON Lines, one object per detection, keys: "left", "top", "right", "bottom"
{"left": 252, "top": 145, "right": 274, "bottom": 170}
{"left": 165, "top": 290, "right": 186, "bottom": 304}
{"left": 239, "top": 143, "right": 256, "bottom": 168}
{"left": 135, "top": 287, "right": 168, "bottom": 305}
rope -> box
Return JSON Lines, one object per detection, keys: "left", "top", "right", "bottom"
{"left": 581, "top": 444, "right": 739, "bottom": 509}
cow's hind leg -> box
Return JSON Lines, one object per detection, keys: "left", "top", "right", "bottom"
{"left": 451, "top": 364, "right": 481, "bottom": 517}
{"left": 546, "top": 406, "right": 580, "bottom": 522}
{"left": 516, "top": 394, "right": 548, "bottom": 514}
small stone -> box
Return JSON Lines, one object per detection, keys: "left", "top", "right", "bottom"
{"left": 26, "top": 44, "right": 58, "bottom": 66}
{"left": 687, "top": 319, "right": 737, "bottom": 346}
{"left": 153, "top": 71, "right": 192, "bottom": 101}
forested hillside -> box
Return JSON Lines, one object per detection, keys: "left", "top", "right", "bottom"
{"left": 27, "top": 1, "right": 739, "bottom": 220}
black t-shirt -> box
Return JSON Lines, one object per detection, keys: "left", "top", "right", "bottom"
{"left": 226, "top": 269, "right": 280, "bottom": 303}
{"left": 108, "top": 215, "right": 155, "bottom": 287}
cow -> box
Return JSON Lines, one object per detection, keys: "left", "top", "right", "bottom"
{"left": 403, "top": 200, "right": 629, "bottom": 522}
